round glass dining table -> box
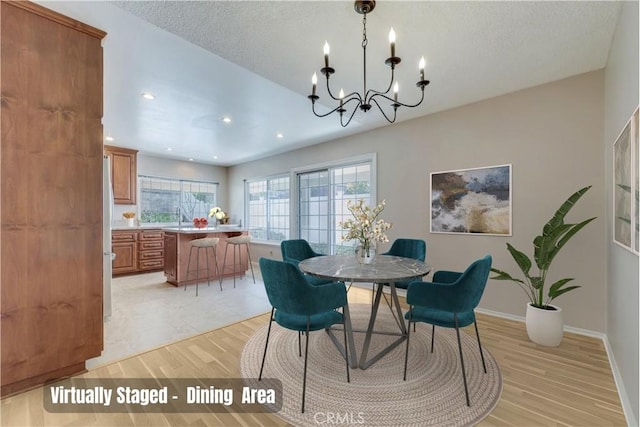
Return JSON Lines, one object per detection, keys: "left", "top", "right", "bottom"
{"left": 299, "top": 254, "right": 431, "bottom": 369}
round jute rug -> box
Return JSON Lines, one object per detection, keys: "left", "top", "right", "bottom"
{"left": 240, "top": 304, "right": 502, "bottom": 427}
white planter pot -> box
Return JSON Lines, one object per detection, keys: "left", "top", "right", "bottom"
{"left": 525, "top": 303, "right": 563, "bottom": 347}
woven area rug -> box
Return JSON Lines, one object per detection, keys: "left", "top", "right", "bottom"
{"left": 240, "top": 303, "right": 502, "bottom": 426}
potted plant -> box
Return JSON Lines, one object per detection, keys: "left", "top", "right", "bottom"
{"left": 490, "top": 186, "right": 596, "bottom": 346}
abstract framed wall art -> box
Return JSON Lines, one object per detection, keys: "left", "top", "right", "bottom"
{"left": 613, "top": 106, "right": 639, "bottom": 254}
{"left": 430, "top": 164, "right": 512, "bottom": 235}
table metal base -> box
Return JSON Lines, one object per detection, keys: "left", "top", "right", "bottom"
{"left": 326, "top": 281, "right": 407, "bottom": 369}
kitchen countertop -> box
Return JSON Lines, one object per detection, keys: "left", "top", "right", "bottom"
{"left": 111, "top": 224, "right": 247, "bottom": 233}
{"left": 111, "top": 224, "right": 171, "bottom": 231}
{"left": 162, "top": 226, "right": 247, "bottom": 234}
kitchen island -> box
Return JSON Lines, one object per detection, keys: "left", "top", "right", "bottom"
{"left": 162, "top": 226, "right": 250, "bottom": 288}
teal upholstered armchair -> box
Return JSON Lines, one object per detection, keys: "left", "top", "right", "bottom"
{"left": 382, "top": 238, "right": 427, "bottom": 289}
{"left": 258, "top": 258, "right": 350, "bottom": 413}
{"left": 280, "top": 239, "right": 334, "bottom": 286}
{"left": 403, "top": 255, "right": 492, "bottom": 406}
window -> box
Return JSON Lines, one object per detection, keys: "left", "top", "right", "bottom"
{"left": 138, "top": 175, "right": 218, "bottom": 224}
{"left": 296, "top": 156, "right": 374, "bottom": 254}
{"left": 246, "top": 174, "right": 290, "bottom": 241}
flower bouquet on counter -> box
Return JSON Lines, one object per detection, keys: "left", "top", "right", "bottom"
{"left": 209, "top": 207, "right": 229, "bottom": 224}
{"left": 193, "top": 217, "right": 209, "bottom": 229}
{"left": 123, "top": 212, "right": 136, "bottom": 227}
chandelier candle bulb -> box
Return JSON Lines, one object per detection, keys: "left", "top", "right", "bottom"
{"left": 323, "top": 41, "right": 330, "bottom": 68}
{"left": 312, "top": 73, "right": 317, "bottom": 96}
{"left": 393, "top": 81, "right": 399, "bottom": 102}
{"left": 339, "top": 89, "right": 344, "bottom": 106}
{"left": 419, "top": 56, "right": 426, "bottom": 81}
{"left": 389, "top": 28, "right": 396, "bottom": 57}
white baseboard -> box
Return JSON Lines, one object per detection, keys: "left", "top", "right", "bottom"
{"left": 476, "top": 307, "right": 636, "bottom": 426}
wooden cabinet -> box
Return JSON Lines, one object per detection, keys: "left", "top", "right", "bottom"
{"left": 104, "top": 145, "right": 137, "bottom": 205}
{"left": 111, "top": 229, "right": 164, "bottom": 275}
{"left": 112, "top": 231, "right": 138, "bottom": 275}
{"left": 138, "top": 230, "right": 164, "bottom": 271}
{"left": 1, "top": 1, "right": 106, "bottom": 396}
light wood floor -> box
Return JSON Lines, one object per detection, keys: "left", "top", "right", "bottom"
{"left": 1, "top": 287, "right": 627, "bottom": 426}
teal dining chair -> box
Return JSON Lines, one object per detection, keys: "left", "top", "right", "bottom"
{"left": 403, "top": 255, "right": 492, "bottom": 407}
{"left": 258, "top": 258, "right": 350, "bottom": 413}
{"left": 381, "top": 238, "right": 427, "bottom": 289}
{"left": 280, "top": 239, "right": 334, "bottom": 286}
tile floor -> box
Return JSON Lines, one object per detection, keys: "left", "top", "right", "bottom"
{"left": 87, "top": 267, "right": 271, "bottom": 369}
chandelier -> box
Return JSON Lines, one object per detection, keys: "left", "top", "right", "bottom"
{"left": 308, "top": 0, "right": 430, "bottom": 127}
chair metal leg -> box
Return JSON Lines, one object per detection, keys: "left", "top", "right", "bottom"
{"left": 195, "top": 247, "right": 200, "bottom": 296}
{"left": 259, "top": 308, "right": 275, "bottom": 381}
{"left": 403, "top": 307, "right": 413, "bottom": 381}
{"left": 222, "top": 242, "right": 230, "bottom": 284}
{"left": 213, "top": 246, "right": 223, "bottom": 291}
{"left": 454, "top": 313, "right": 471, "bottom": 407}
{"left": 430, "top": 324, "right": 435, "bottom": 353}
{"left": 232, "top": 244, "right": 237, "bottom": 288}
{"left": 342, "top": 308, "right": 350, "bottom": 383}
{"left": 185, "top": 246, "right": 196, "bottom": 292}
{"left": 245, "top": 243, "right": 255, "bottom": 283}
{"left": 298, "top": 331, "right": 302, "bottom": 357}
{"left": 473, "top": 318, "right": 487, "bottom": 374}
{"left": 301, "top": 317, "right": 310, "bottom": 413}
{"left": 205, "top": 247, "right": 212, "bottom": 289}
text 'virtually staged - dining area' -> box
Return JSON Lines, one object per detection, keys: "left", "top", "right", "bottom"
{"left": 1, "top": 1, "right": 638, "bottom": 426}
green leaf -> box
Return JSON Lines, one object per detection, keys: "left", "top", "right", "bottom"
{"left": 506, "top": 243, "right": 532, "bottom": 277}
{"left": 542, "top": 186, "right": 592, "bottom": 236}
{"left": 548, "top": 278, "right": 574, "bottom": 295}
{"left": 547, "top": 217, "right": 597, "bottom": 264}
{"left": 490, "top": 268, "right": 525, "bottom": 284}
{"left": 530, "top": 276, "right": 544, "bottom": 290}
{"left": 549, "top": 285, "right": 581, "bottom": 300}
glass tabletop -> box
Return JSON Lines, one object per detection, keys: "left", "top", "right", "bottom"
{"left": 298, "top": 254, "right": 431, "bottom": 283}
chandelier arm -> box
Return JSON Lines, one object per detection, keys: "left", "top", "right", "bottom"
{"left": 311, "top": 99, "right": 358, "bottom": 118}
{"left": 324, "top": 78, "right": 363, "bottom": 103}
{"left": 340, "top": 102, "right": 361, "bottom": 127}
{"left": 370, "top": 87, "right": 426, "bottom": 109}
{"left": 370, "top": 97, "right": 397, "bottom": 124}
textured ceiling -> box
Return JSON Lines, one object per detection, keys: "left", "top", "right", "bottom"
{"left": 40, "top": 1, "right": 621, "bottom": 165}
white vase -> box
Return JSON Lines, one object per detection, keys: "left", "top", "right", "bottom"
{"left": 355, "top": 242, "right": 376, "bottom": 264}
{"left": 126, "top": 218, "right": 135, "bottom": 227}
{"left": 525, "top": 303, "right": 563, "bottom": 346}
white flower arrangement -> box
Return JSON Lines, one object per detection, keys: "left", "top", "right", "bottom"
{"left": 208, "top": 206, "right": 227, "bottom": 220}
{"left": 340, "top": 199, "right": 392, "bottom": 252}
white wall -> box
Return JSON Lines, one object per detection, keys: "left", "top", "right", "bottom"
{"left": 604, "top": 1, "right": 639, "bottom": 424}
{"left": 229, "top": 70, "right": 607, "bottom": 333}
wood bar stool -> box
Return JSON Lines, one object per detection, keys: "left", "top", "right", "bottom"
{"left": 185, "top": 237, "right": 222, "bottom": 296}
{"left": 222, "top": 235, "right": 255, "bottom": 288}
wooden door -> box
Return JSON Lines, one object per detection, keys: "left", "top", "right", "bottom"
{"left": 0, "top": 1, "right": 106, "bottom": 396}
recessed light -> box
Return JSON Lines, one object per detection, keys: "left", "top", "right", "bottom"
{"left": 141, "top": 92, "right": 155, "bottom": 100}
{"left": 213, "top": 156, "right": 218, "bottom": 160}
{"left": 105, "top": 136, "right": 114, "bottom": 142}
{"left": 167, "top": 147, "right": 173, "bottom": 151}
{"left": 188, "top": 158, "right": 194, "bottom": 161}
{"left": 222, "top": 116, "right": 231, "bottom": 123}
{"left": 276, "top": 133, "right": 284, "bottom": 139}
